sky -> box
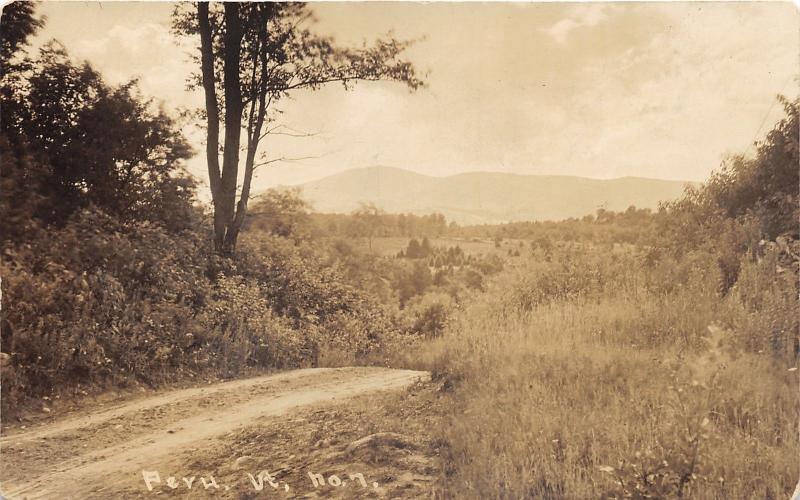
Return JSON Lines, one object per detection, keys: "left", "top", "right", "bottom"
{"left": 28, "top": 1, "right": 800, "bottom": 200}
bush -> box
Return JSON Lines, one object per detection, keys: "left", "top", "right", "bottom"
{"left": 1, "top": 209, "right": 211, "bottom": 404}
{"left": 233, "top": 233, "right": 401, "bottom": 353}
{"left": 404, "top": 292, "right": 455, "bottom": 338}
{"left": 728, "top": 239, "right": 799, "bottom": 358}
{"left": 0, "top": 209, "right": 405, "bottom": 414}
{"left": 198, "top": 275, "right": 314, "bottom": 372}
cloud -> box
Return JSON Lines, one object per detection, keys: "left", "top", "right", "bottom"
{"left": 544, "top": 5, "right": 610, "bottom": 44}
{"left": 74, "top": 24, "right": 172, "bottom": 59}
{"left": 69, "top": 22, "right": 198, "bottom": 110}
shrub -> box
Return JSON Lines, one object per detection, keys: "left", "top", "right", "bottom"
{"left": 1, "top": 209, "right": 212, "bottom": 405}
{"left": 0, "top": 209, "right": 405, "bottom": 414}
{"left": 404, "top": 292, "right": 455, "bottom": 338}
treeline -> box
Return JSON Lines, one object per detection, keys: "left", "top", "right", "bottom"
{"left": 244, "top": 193, "right": 449, "bottom": 240}
{"left": 310, "top": 211, "right": 449, "bottom": 238}
{"left": 248, "top": 189, "right": 661, "bottom": 246}
{"left": 453, "top": 206, "right": 659, "bottom": 245}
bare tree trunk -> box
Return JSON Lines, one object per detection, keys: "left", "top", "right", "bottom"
{"left": 227, "top": 18, "right": 269, "bottom": 250}
{"left": 215, "top": 2, "right": 244, "bottom": 255}
{"left": 227, "top": 143, "right": 256, "bottom": 248}
{"left": 197, "top": 2, "right": 226, "bottom": 253}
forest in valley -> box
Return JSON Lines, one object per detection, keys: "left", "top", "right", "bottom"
{"left": 1, "top": 2, "right": 799, "bottom": 499}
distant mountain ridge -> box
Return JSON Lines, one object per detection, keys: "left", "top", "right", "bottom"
{"left": 284, "top": 166, "right": 697, "bottom": 225}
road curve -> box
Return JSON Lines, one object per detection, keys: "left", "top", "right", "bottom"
{"left": 1, "top": 367, "right": 428, "bottom": 499}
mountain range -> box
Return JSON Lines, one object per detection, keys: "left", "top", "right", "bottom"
{"left": 285, "top": 166, "right": 697, "bottom": 225}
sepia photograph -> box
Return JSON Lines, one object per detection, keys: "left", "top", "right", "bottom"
{"left": 0, "top": 0, "right": 798, "bottom": 498}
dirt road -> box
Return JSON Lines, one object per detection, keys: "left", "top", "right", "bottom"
{"left": 0, "top": 367, "right": 432, "bottom": 499}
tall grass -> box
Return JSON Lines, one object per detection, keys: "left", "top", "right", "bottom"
{"left": 424, "top": 245, "right": 798, "bottom": 499}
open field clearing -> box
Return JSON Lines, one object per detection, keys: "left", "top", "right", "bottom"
{"left": 411, "top": 240, "right": 800, "bottom": 499}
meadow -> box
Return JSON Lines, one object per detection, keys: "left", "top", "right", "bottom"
{"left": 417, "top": 240, "right": 798, "bottom": 499}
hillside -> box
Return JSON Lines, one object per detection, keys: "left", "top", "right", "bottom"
{"left": 288, "top": 166, "right": 696, "bottom": 224}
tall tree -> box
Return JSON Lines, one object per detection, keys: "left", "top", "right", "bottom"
{"left": 173, "top": 2, "right": 424, "bottom": 254}
{"left": 0, "top": 1, "right": 44, "bottom": 61}
{"left": 23, "top": 45, "right": 194, "bottom": 226}
{"left": 2, "top": 40, "right": 194, "bottom": 232}
{"left": 352, "top": 202, "right": 384, "bottom": 252}
{"left": 1, "top": 0, "right": 45, "bottom": 140}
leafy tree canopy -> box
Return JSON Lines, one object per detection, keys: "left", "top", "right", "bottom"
{"left": 1, "top": 4, "right": 197, "bottom": 239}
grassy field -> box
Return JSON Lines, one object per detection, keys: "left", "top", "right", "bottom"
{"left": 402, "top": 243, "right": 799, "bottom": 499}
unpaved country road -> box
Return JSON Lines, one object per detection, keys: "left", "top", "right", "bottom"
{"left": 0, "top": 367, "right": 429, "bottom": 499}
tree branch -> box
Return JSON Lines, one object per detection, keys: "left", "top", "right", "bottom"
{"left": 253, "top": 154, "right": 320, "bottom": 171}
